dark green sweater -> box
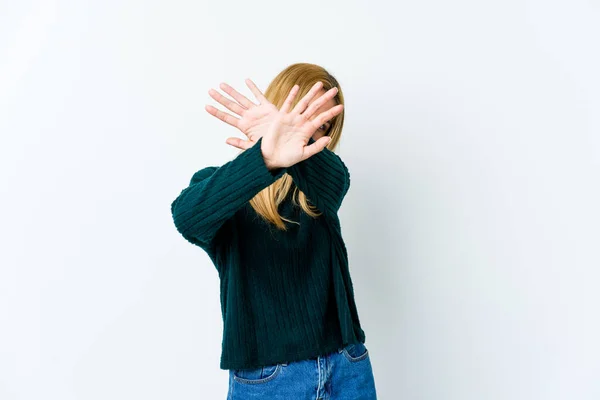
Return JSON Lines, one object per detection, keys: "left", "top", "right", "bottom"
{"left": 170, "top": 136, "right": 366, "bottom": 370}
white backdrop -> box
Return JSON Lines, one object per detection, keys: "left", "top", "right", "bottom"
{"left": 1, "top": 0, "right": 599, "bottom": 399}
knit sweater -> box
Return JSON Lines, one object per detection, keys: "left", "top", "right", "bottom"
{"left": 170, "top": 136, "right": 366, "bottom": 370}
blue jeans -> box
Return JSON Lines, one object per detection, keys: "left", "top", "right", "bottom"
{"left": 227, "top": 342, "right": 377, "bottom": 399}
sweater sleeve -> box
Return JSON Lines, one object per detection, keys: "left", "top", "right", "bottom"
{"left": 286, "top": 137, "right": 350, "bottom": 218}
{"left": 170, "top": 137, "right": 287, "bottom": 249}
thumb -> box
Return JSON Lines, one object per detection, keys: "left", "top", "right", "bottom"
{"left": 301, "top": 136, "right": 332, "bottom": 161}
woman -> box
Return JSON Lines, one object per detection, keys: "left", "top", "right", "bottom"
{"left": 171, "top": 63, "right": 377, "bottom": 399}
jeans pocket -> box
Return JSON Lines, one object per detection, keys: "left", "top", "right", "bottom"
{"left": 341, "top": 342, "right": 370, "bottom": 363}
{"left": 232, "top": 363, "right": 283, "bottom": 385}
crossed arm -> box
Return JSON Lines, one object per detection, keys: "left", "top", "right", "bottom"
{"left": 170, "top": 137, "right": 287, "bottom": 249}
{"left": 286, "top": 137, "right": 350, "bottom": 218}
{"left": 171, "top": 136, "right": 349, "bottom": 253}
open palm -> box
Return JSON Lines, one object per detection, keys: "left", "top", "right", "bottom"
{"left": 260, "top": 82, "right": 343, "bottom": 169}
{"left": 205, "top": 79, "right": 279, "bottom": 148}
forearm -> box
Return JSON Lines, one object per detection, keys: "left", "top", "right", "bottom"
{"left": 171, "top": 137, "right": 287, "bottom": 246}
{"left": 286, "top": 137, "right": 350, "bottom": 217}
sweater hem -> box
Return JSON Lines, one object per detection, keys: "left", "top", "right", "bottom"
{"left": 219, "top": 337, "right": 366, "bottom": 371}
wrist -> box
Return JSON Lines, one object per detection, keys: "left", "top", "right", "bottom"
{"left": 259, "top": 142, "right": 280, "bottom": 171}
{"left": 265, "top": 160, "right": 280, "bottom": 171}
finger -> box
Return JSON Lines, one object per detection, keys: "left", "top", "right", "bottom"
{"left": 301, "top": 136, "right": 332, "bottom": 161}
{"left": 280, "top": 84, "right": 299, "bottom": 113}
{"left": 219, "top": 82, "right": 256, "bottom": 109}
{"left": 301, "top": 86, "right": 338, "bottom": 120}
{"left": 205, "top": 104, "right": 241, "bottom": 129}
{"left": 225, "top": 137, "right": 253, "bottom": 150}
{"left": 208, "top": 88, "right": 246, "bottom": 117}
{"left": 291, "top": 81, "right": 324, "bottom": 115}
{"left": 307, "top": 104, "right": 344, "bottom": 131}
{"left": 245, "top": 78, "right": 268, "bottom": 105}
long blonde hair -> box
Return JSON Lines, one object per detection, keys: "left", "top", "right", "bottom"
{"left": 245, "top": 62, "right": 346, "bottom": 230}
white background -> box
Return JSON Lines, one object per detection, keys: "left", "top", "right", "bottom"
{"left": 1, "top": 0, "right": 599, "bottom": 399}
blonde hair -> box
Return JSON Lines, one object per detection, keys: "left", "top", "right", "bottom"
{"left": 244, "top": 62, "right": 346, "bottom": 230}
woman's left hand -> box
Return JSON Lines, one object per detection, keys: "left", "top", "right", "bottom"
{"left": 205, "top": 78, "right": 277, "bottom": 150}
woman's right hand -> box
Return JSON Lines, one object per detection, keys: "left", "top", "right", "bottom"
{"left": 259, "top": 82, "right": 344, "bottom": 170}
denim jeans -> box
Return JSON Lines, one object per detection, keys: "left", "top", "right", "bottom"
{"left": 227, "top": 342, "right": 377, "bottom": 399}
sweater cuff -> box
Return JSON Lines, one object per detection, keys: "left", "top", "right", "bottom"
{"left": 250, "top": 138, "right": 286, "bottom": 181}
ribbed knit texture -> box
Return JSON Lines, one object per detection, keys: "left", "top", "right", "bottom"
{"left": 170, "top": 137, "right": 366, "bottom": 370}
